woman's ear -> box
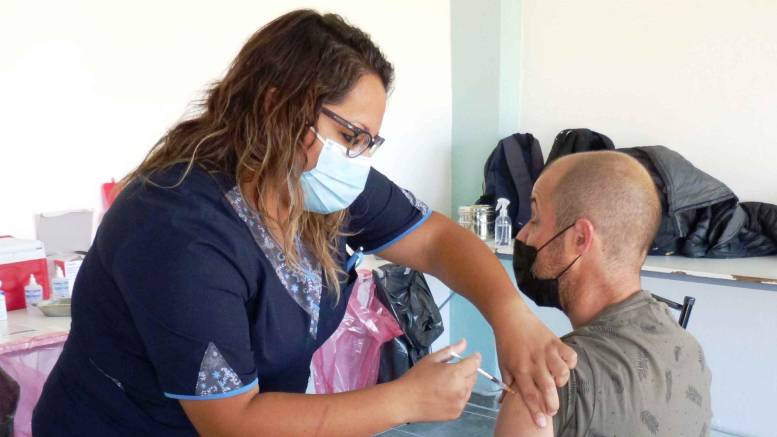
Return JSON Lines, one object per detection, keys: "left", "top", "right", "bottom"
{"left": 302, "top": 126, "right": 317, "bottom": 149}
{"left": 300, "top": 126, "right": 324, "bottom": 172}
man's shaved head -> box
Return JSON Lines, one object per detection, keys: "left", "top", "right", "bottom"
{"left": 542, "top": 151, "right": 661, "bottom": 270}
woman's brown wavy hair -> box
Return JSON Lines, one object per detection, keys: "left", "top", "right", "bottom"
{"left": 121, "top": 10, "right": 394, "bottom": 297}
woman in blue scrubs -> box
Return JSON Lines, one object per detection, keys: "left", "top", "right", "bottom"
{"left": 33, "top": 10, "right": 576, "bottom": 436}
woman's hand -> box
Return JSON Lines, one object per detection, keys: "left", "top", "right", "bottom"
{"left": 394, "top": 339, "right": 480, "bottom": 424}
{"left": 493, "top": 299, "right": 577, "bottom": 428}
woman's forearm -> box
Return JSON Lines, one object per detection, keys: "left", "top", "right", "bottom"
{"left": 183, "top": 380, "right": 410, "bottom": 437}
{"left": 244, "top": 382, "right": 408, "bottom": 436}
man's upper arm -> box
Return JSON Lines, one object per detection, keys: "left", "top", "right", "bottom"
{"left": 496, "top": 338, "right": 588, "bottom": 437}
{"left": 495, "top": 390, "right": 554, "bottom": 437}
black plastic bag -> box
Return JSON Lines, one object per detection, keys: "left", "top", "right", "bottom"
{"left": 0, "top": 366, "right": 20, "bottom": 437}
{"left": 373, "top": 264, "right": 444, "bottom": 383}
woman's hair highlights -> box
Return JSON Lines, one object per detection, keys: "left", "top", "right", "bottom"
{"left": 121, "top": 10, "right": 394, "bottom": 298}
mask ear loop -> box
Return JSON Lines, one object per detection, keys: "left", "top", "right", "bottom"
{"left": 309, "top": 126, "right": 353, "bottom": 158}
{"left": 553, "top": 221, "right": 584, "bottom": 280}
{"left": 537, "top": 222, "right": 577, "bottom": 252}
{"left": 538, "top": 221, "right": 583, "bottom": 279}
{"left": 309, "top": 126, "right": 325, "bottom": 144}
{"left": 554, "top": 253, "right": 582, "bottom": 280}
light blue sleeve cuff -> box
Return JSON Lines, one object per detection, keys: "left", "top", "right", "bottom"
{"left": 346, "top": 249, "right": 365, "bottom": 272}
{"left": 364, "top": 208, "right": 433, "bottom": 255}
{"left": 164, "top": 377, "right": 259, "bottom": 401}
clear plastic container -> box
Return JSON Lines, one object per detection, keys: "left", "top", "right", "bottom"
{"left": 495, "top": 198, "right": 512, "bottom": 249}
{"left": 0, "top": 280, "right": 7, "bottom": 321}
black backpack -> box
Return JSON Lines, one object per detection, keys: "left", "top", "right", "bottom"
{"left": 546, "top": 128, "right": 615, "bottom": 166}
{"left": 476, "top": 133, "right": 544, "bottom": 236}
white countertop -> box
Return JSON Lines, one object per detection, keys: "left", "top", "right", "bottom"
{"left": 0, "top": 308, "right": 71, "bottom": 349}
{"left": 493, "top": 242, "right": 777, "bottom": 286}
{"left": 641, "top": 255, "right": 777, "bottom": 285}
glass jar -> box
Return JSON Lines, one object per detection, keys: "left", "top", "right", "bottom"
{"left": 472, "top": 204, "right": 494, "bottom": 241}
{"left": 458, "top": 206, "right": 475, "bottom": 231}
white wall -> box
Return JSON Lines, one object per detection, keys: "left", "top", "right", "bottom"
{"left": 640, "top": 275, "right": 776, "bottom": 437}
{"left": 0, "top": 0, "right": 452, "bottom": 239}
{"left": 518, "top": 0, "right": 777, "bottom": 205}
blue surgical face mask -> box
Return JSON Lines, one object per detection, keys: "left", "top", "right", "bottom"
{"left": 300, "top": 129, "right": 372, "bottom": 214}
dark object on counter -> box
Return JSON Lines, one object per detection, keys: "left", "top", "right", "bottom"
{"left": 0, "top": 366, "right": 20, "bottom": 437}
{"left": 373, "top": 264, "right": 444, "bottom": 383}
{"left": 476, "top": 133, "right": 544, "bottom": 237}
{"left": 619, "top": 146, "right": 777, "bottom": 257}
{"left": 546, "top": 128, "right": 615, "bottom": 166}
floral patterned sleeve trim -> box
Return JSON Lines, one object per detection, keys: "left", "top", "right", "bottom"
{"left": 400, "top": 188, "right": 431, "bottom": 216}
{"left": 225, "top": 186, "right": 323, "bottom": 339}
{"left": 163, "top": 342, "right": 258, "bottom": 400}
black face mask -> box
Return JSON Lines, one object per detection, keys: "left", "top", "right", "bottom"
{"left": 512, "top": 223, "right": 582, "bottom": 310}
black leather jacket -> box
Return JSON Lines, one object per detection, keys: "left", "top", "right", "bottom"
{"left": 619, "top": 146, "right": 777, "bottom": 257}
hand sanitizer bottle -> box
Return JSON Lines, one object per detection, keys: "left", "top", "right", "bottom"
{"left": 0, "top": 281, "right": 7, "bottom": 321}
{"left": 25, "top": 274, "right": 44, "bottom": 306}
{"left": 52, "top": 266, "right": 70, "bottom": 299}
{"left": 495, "top": 198, "right": 513, "bottom": 250}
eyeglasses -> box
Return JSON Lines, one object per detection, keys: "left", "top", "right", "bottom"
{"left": 320, "top": 107, "right": 385, "bottom": 158}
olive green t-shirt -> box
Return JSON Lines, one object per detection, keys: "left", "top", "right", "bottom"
{"left": 553, "top": 291, "right": 712, "bottom": 437}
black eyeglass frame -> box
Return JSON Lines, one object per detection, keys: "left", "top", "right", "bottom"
{"left": 320, "top": 107, "right": 385, "bottom": 157}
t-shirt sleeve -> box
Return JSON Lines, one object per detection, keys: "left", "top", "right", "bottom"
{"left": 553, "top": 337, "right": 596, "bottom": 437}
{"left": 345, "top": 167, "right": 432, "bottom": 254}
{"left": 111, "top": 191, "right": 257, "bottom": 400}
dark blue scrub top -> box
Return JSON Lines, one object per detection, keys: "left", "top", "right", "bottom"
{"left": 33, "top": 165, "right": 431, "bottom": 436}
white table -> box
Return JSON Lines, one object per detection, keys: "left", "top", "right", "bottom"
{"left": 641, "top": 255, "right": 777, "bottom": 286}
{"left": 493, "top": 241, "right": 777, "bottom": 287}
{"left": 0, "top": 309, "right": 70, "bottom": 437}
{"left": 0, "top": 309, "right": 71, "bottom": 351}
